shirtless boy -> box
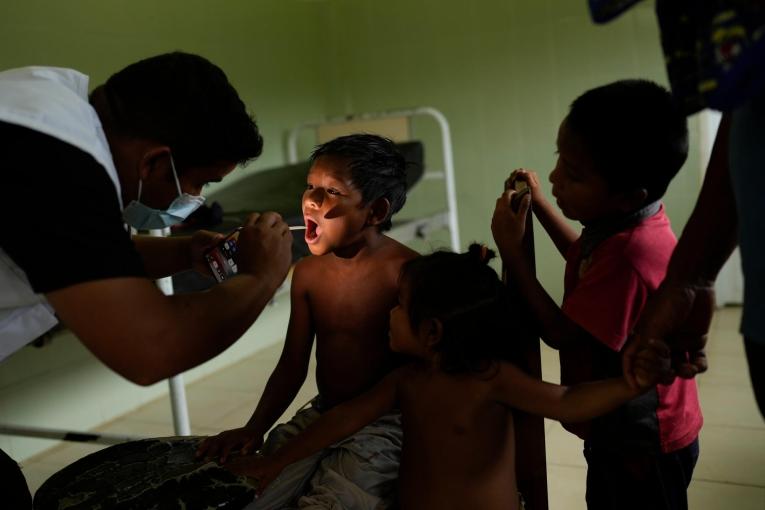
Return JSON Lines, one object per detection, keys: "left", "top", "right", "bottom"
{"left": 197, "top": 134, "right": 417, "bottom": 509}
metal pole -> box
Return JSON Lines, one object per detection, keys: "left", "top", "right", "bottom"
{"left": 148, "top": 227, "right": 191, "bottom": 436}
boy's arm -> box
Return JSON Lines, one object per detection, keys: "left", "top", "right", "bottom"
{"left": 225, "top": 368, "right": 401, "bottom": 493}
{"left": 196, "top": 261, "right": 315, "bottom": 461}
{"left": 510, "top": 169, "right": 578, "bottom": 257}
{"left": 492, "top": 191, "right": 593, "bottom": 350}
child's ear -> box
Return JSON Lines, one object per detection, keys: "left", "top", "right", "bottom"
{"left": 366, "top": 197, "right": 391, "bottom": 227}
{"left": 423, "top": 318, "right": 443, "bottom": 348}
{"left": 620, "top": 188, "right": 649, "bottom": 213}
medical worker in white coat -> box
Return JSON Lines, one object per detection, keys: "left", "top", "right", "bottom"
{"left": 0, "top": 52, "right": 293, "bottom": 506}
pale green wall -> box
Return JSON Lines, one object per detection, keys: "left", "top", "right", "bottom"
{"left": 0, "top": 0, "right": 331, "bottom": 182}
{"left": 1, "top": 0, "right": 705, "bottom": 462}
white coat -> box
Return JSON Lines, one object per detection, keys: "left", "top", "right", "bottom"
{"left": 0, "top": 66, "right": 121, "bottom": 362}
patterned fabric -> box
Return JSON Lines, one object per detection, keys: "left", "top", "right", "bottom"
{"left": 34, "top": 437, "right": 256, "bottom": 510}
{"left": 246, "top": 399, "right": 402, "bottom": 510}
{"left": 589, "top": 0, "right": 765, "bottom": 114}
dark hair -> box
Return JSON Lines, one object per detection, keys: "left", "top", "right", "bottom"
{"left": 101, "top": 52, "right": 263, "bottom": 170}
{"left": 400, "top": 244, "right": 515, "bottom": 374}
{"left": 310, "top": 134, "right": 407, "bottom": 231}
{"left": 567, "top": 79, "right": 688, "bottom": 202}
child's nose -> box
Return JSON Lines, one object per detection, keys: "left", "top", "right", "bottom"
{"left": 549, "top": 165, "right": 560, "bottom": 185}
{"left": 304, "top": 188, "right": 323, "bottom": 208}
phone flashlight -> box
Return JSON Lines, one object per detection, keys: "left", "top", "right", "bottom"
{"left": 205, "top": 225, "right": 307, "bottom": 282}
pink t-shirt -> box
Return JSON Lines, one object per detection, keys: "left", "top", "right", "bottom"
{"left": 562, "top": 206, "right": 703, "bottom": 453}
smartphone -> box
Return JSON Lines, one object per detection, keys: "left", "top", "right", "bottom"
{"left": 205, "top": 228, "right": 242, "bottom": 283}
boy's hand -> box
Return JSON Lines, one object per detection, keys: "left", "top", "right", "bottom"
{"left": 195, "top": 427, "right": 264, "bottom": 463}
{"left": 624, "top": 337, "right": 673, "bottom": 390}
{"left": 492, "top": 187, "right": 532, "bottom": 258}
{"left": 224, "top": 453, "right": 285, "bottom": 497}
{"left": 507, "top": 169, "right": 547, "bottom": 207}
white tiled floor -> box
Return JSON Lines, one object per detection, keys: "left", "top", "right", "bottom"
{"left": 20, "top": 307, "right": 765, "bottom": 509}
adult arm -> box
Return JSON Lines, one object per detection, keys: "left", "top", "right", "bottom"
{"left": 625, "top": 114, "right": 736, "bottom": 385}
{"left": 46, "top": 212, "right": 293, "bottom": 386}
{"left": 131, "top": 230, "right": 223, "bottom": 279}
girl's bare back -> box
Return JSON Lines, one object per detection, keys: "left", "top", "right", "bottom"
{"left": 396, "top": 365, "right": 521, "bottom": 510}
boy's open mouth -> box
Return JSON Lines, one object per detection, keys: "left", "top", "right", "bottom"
{"left": 305, "top": 218, "right": 321, "bottom": 243}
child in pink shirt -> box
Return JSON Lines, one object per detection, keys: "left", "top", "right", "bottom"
{"left": 492, "top": 79, "right": 702, "bottom": 510}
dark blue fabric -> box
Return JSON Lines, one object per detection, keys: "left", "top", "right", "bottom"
{"left": 589, "top": 0, "right": 765, "bottom": 114}
{"left": 584, "top": 438, "right": 699, "bottom": 510}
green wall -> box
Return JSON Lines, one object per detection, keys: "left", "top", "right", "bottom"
{"left": 0, "top": 0, "right": 704, "bottom": 299}
{"left": 0, "top": 0, "right": 704, "bottom": 461}
{"left": 316, "top": 0, "right": 703, "bottom": 299}
{"left": 0, "top": 0, "right": 330, "bottom": 182}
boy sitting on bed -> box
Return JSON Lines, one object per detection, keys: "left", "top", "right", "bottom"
{"left": 196, "top": 133, "right": 418, "bottom": 509}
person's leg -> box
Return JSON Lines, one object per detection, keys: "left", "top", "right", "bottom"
{"left": 584, "top": 441, "right": 697, "bottom": 510}
{"left": 657, "top": 438, "right": 700, "bottom": 510}
{"left": 744, "top": 338, "right": 765, "bottom": 417}
{"left": 730, "top": 90, "right": 765, "bottom": 418}
{"left": 1, "top": 448, "right": 32, "bottom": 509}
{"left": 295, "top": 412, "right": 403, "bottom": 510}
{"left": 584, "top": 444, "right": 624, "bottom": 510}
{"left": 245, "top": 402, "right": 329, "bottom": 510}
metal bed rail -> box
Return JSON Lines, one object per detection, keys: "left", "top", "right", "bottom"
{"left": 287, "top": 106, "right": 461, "bottom": 253}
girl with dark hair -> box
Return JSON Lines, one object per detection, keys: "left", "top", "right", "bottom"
{"left": 225, "top": 245, "right": 669, "bottom": 510}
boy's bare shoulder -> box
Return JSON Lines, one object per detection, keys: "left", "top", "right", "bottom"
{"left": 292, "top": 237, "right": 417, "bottom": 285}
{"left": 290, "top": 255, "right": 326, "bottom": 288}
{"left": 377, "top": 236, "right": 419, "bottom": 264}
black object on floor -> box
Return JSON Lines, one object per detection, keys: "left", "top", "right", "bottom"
{"left": 34, "top": 437, "right": 256, "bottom": 510}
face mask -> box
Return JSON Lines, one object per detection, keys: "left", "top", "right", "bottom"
{"left": 122, "top": 155, "right": 206, "bottom": 230}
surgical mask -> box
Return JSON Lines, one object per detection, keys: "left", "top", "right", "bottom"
{"left": 122, "top": 155, "right": 205, "bottom": 230}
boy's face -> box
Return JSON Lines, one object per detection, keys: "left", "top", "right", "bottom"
{"left": 302, "top": 156, "right": 372, "bottom": 256}
{"left": 549, "top": 119, "right": 629, "bottom": 224}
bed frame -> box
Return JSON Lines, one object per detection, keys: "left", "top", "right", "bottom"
{"left": 287, "top": 106, "right": 461, "bottom": 252}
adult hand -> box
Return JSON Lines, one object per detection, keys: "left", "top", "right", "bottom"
{"left": 190, "top": 230, "right": 225, "bottom": 276}
{"left": 224, "top": 453, "right": 285, "bottom": 497}
{"left": 236, "top": 212, "right": 293, "bottom": 286}
{"left": 626, "top": 337, "right": 673, "bottom": 390}
{"left": 491, "top": 187, "right": 532, "bottom": 259}
{"left": 196, "top": 427, "right": 264, "bottom": 464}
{"left": 623, "top": 282, "right": 714, "bottom": 388}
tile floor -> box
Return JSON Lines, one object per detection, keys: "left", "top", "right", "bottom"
{"left": 20, "top": 307, "right": 765, "bottom": 509}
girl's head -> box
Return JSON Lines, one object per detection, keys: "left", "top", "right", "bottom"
{"left": 390, "top": 244, "right": 515, "bottom": 373}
